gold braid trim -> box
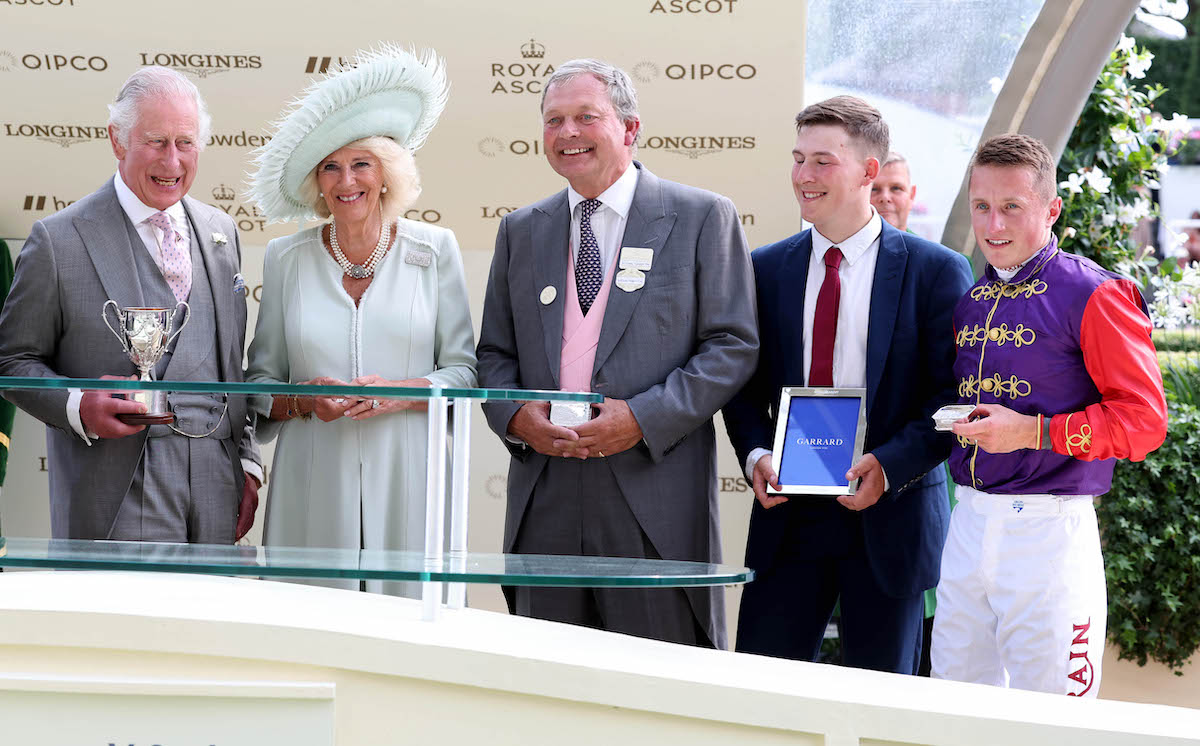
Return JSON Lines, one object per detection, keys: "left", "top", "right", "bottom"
{"left": 0, "top": 431, "right": 8, "bottom": 449}
{"left": 956, "top": 323, "right": 1037, "bottom": 348}
{"left": 970, "top": 279, "right": 1048, "bottom": 302}
{"left": 959, "top": 373, "right": 1032, "bottom": 399}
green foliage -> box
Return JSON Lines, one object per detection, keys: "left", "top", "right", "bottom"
{"left": 1154, "top": 329, "right": 1200, "bottom": 351}
{"left": 1100, "top": 402, "right": 1200, "bottom": 672}
{"left": 1055, "top": 37, "right": 1185, "bottom": 271}
{"left": 1159, "top": 353, "right": 1200, "bottom": 408}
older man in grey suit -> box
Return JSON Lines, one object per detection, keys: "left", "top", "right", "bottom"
{"left": 476, "top": 59, "right": 758, "bottom": 648}
{"left": 0, "top": 66, "right": 260, "bottom": 543}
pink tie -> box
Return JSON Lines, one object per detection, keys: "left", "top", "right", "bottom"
{"left": 148, "top": 211, "right": 191, "bottom": 303}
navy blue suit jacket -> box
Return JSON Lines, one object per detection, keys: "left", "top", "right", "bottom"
{"left": 723, "top": 220, "right": 973, "bottom": 598}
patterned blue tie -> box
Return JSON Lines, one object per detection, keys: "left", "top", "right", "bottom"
{"left": 576, "top": 198, "right": 603, "bottom": 315}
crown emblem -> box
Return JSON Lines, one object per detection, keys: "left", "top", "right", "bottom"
{"left": 520, "top": 38, "right": 546, "bottom": 59}
{"left": 212, "top": 184, "right": 236, "bottom": 201}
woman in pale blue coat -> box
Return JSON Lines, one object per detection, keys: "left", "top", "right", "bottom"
{"left": 246, "top": 46, "right": 476, "bottom": 595}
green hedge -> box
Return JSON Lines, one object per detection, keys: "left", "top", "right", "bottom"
{"left": 1101, "top": 402, "right": 1200, "bottom": 672}
{"left": 1153, "top": 330, "right": 1200, "bottom": 352}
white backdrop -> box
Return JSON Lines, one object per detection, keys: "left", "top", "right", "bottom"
{"left": 0, "top": 0, "right": 807, "bottom": 617}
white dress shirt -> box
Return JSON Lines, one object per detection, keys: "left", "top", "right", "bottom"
{"left": 745, "top": 210, "right": 888, "bottom": 490}
{"left": 567, "top": 161, "right": 639, "bottom": 272}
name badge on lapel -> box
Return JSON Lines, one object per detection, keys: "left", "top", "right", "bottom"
{"left": 404, "top": 249, "right": 432, "bottom": 268}
{"left": 619, "top": 247, "right": 653, "bottom": 272}
{"left": 615, "top": 268, "right": 645, "bottom": 292}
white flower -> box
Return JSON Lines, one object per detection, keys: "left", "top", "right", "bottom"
{"left": 1062, "top": 226, "right": 1078, "bottom": 239}
{"left": 1115, "top": 198, "right": 1151, "bottom": 226}
{"left": 1059, "top": 172, "right": 1086, "bottom": 195}
{"left": 1167, "top": 111, "right": 1191, "bottom": 132}
{"left": 1109, "top": 125, "right": 1136, "bottom": 146}
{"left": 1101, "top": 212, "right": 1117, "bottom": 228}
{"left": 1084, "top": 167, "right": 1112, "bottom": 194}
{"left": 1117, "top": 35, "right": 1136, "bottom": 54}
{"left": 988, "top": 77, "right": 1004, "bottom": 95}
{"left": 1127, "top": 50, "right": 1154, "bottom": 80}
{"left": 212, "top": 232, "right": 228, "bottom": 245}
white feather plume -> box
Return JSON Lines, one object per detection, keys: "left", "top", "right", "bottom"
{"left": 247, "top": 43, "right": 450, "bottom": 223}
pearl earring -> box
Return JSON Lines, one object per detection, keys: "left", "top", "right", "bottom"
{"left": 381, "top": 185, "right": 388, "bottom": 194}
{"left": 319, "top": 192, "right": 324, "bottom": 197}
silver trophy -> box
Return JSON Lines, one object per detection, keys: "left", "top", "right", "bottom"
{"left": 102, "top": 301, "right": 190, "bottom": 425}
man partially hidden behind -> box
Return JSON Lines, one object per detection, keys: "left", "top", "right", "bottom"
{"left": 934, "top": 134, "right": 1167, "bottom": 697}
{"left": 870, "top": 152, "right": 917, "bottom": 233}
{"left": 723, "top": 96, "right": 973, "bottom": 673}
{"left": 476, "top": 59, "right": 759, "bottom": 647}
{"left": 0, "top": 67, "right": 261, "bottom": 542}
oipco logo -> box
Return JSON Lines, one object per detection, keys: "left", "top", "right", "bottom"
{"left": 632, "top": 60, "right": 757, "bottom": 82}
{"left": 2, "top": 51, "right": 107, "bottom": 72}
{"left": 0, "top": 0, "right": 77, "bottom": 6}
{"left": 138, "top": 52, "right": 262, "bottom": 79}
{"left": 486, "top": 474, "right": 506, "bottom": 500}
{"left": 478, "top": 137, "right": 543, "bottom": 158}
{"left": 650, "top": 0, "right": 738, "bottom": 13}
{"left": 4, "top": 122, "right": 107, "bottom": 147}
{"left": 636, "top": 132, "right": 756, "bottom": 159}
{"left": 489, "top": 38, "right": 554, "bottom": 94}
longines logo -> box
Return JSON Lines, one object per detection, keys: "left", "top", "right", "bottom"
{"left": 0, "top": 0, "right": 76, "bottom": 5}
{"left": 639, "top": 133, "right": 756, "bottom": 159}
{"left": 22, "top": 194, "right": 75, "bottom": 211}
{"left": 207, "top": 130, "right": 271, "bottom": 148}
{"left": 478, "top": 134, "right": 754, "bottom": 160}
{"left": 0, "top": 51, "right": 107, "bottom": 71}
{"left": 138, "top": 52, "right": 262, "bottom": 79}
{"left": 305, "top": 55, "right": 351, "bottom": 74}
{"left": 490, "top": 38, "right": 555, "bottom": 94}
{"left": 632, "top": 60, "right": 757, "bottom": 82}
{"left": 4, "top": 122, "right": 107, "bottom": 147}
{"left": 650, "top": 0, "right": 738, "bottom": 12}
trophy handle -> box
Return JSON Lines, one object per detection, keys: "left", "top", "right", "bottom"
{"left": 101, "top": 300, "right": 130, "bottom": 354}
{"left": 167, "top": 302, "right": 191, "bottom": 346}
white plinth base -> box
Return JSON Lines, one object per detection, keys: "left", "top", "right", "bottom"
{"left": 0, "top": 571, "right": 1197, "bottom": 746}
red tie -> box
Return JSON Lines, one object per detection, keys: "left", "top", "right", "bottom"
{"left": 809, "top": 246, "right": 843, "bottom": 387}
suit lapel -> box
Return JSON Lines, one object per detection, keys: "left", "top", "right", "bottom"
{"left": 866, "top": 223, "right": 908, "bottom": 410}
{"left": 593, "top": 163, "right": 674, "bottom": 376}
{"left": 532, "top": 192, "right": 570, "bottom": 388}
{"left": 781, "top": 231, "right": 812, "bottom": 385}
{"left": 183, "top": 198, "right": 232, "bottom": 374}
{"left": 76, "top": 178, "right": 144, "bottom": 309}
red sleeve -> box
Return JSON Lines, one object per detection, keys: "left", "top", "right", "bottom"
{"left": 1050, "top": 279, "right": 1167, "bottom": 461}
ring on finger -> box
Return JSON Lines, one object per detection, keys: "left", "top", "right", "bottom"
{"left": 371, "top": 399, "right": 380, "bottom": 409}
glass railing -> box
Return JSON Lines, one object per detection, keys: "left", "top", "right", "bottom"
{"left": 0, "top": 538, "right": 752, "bottom": 587}
{"left": 0, "top": 376, "right": 753, "bottom": 620}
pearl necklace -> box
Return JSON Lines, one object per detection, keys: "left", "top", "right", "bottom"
{"left": 329, "top": 220, "right": 391, "bottom": 279}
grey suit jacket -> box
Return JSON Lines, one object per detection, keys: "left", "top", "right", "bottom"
{"left": 476, "top": 162, "right": 759, "bottom": 646}
{"left": 0, "top": 177, "right": 259, "bottom": 539}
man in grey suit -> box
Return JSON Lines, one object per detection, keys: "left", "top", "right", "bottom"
{"left": 0, "top": 66, "right": 261, "bottom": 543}
{"left": 476, "top": 59, "right": 759, "bottom": 648}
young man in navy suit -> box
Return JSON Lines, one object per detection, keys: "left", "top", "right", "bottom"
{"left": 723, "top": 96, "right": 973, "bottom": 673}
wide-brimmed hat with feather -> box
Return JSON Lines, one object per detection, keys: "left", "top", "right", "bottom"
{"left": 248, "top": 44, "right": 448, "bottom": 223}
